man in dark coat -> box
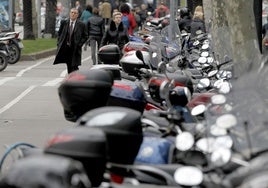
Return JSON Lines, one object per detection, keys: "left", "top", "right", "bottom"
{"left": 178, "top": 7, "right": 192, "bottom": 33}
{"left": 53, "top": 8, "right": 88, "bottom": 74}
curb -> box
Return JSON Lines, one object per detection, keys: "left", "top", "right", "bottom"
{"left": 20, "top": 48, "right": 57, "bottom": 61}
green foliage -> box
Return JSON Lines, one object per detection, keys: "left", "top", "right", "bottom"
{"left": 21, "top": 38, "right": 57, "bottom": 55}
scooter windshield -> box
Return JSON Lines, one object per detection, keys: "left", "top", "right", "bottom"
{"left": 203, "top": 1, "right": 268, "bottom": 157}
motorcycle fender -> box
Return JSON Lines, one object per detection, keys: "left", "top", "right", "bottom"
{"left": 0, "top": 50, "right": 8, "bottom": 56}
{"left": 17, "top": 41, "right": 24, "bottom": 49}
{"left": 11, "top": 39, "right": 24, "bottom": 49}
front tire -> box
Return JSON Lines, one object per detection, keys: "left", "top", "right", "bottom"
{"left": 7, "top": 43, "right": 21, "bottom": 64}
{"left": 0, "top": 52, "right": 8, "bottom": 72}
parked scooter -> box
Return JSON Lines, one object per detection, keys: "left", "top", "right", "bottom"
{"left": 0, "top": 37, "right": 9, "bottom": 72}
{"left": 0, "top": 31, "right": 23, "bottom": 64}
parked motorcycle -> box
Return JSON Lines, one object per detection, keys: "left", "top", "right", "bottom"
{"left": 0, "top": 31, "right": 23, "bottom": 64}
{"left": 0, "top": 154, "right": 91, "bottom": 188}
{"left": 0, "top": 37, "right": 9, "bottom": 72}
{"left": 0, "top": 67, "right": 266, "bottom": 188}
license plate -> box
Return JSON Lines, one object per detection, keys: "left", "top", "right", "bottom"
{"left": 18, "top": 42, "right": 24, "bottom": 49}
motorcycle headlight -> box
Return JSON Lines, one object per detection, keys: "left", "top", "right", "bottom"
{"left": 174, "top": 166, "right": 203, "bottom": 186}
{"left": 211, "top": 148, "right": 231, "bottom": 167}
{"left": 201, "top": 51, "right": 209, "bottom": 57}
{"left": 175, "top": 132, "right": 194, "bottom": 151}
{"left": 197, "top": 78, "right": 210, "bottom": 90}
{"left": 216, "top": 114, "right": 237, "bottom": 129}
{"left": 191, "top": 104, "right": 206, "bottom": 116}
{"left": 215, "top": 135, "right": 233, "bottom": 149}
{"left": 196, "top": 137, "right": 216, "bottom": 153}
{"left": 211, "top": 94, "right": 226, "bottom": 105}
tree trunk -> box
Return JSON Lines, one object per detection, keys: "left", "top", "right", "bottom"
{"left": 203, "top": 0, "right": 261, "bottom": 78}
{"left": 23, "top": 0, "right": 35, "bottom": 39}
{"left": 45, "top": 0, "right": 57, "bottom": 38}
{"left": 254, "top": 0, "right": 262, "bottom": 53}
{"left": 187, "top": 0, "right": 193, "bottom": 12}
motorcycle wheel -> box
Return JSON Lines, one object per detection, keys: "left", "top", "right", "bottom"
{"left": 7, "top": 43, "right": 21, "bottom": 64}
{"left": 0, "top": 52, "right": 8, "bottom": 72}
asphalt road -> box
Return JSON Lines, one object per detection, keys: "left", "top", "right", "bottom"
{"left": 0, "top": 48, "right": 93, "bottom": 156}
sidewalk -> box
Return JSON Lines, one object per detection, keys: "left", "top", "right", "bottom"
{"left": 20, "top": 48, "right": 57, "bottom": 61}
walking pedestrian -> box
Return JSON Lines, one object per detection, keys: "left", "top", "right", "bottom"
{"left": 80, "top": 4, "right": 93, "bottom": 51}
{"left": 100, "top": 0, "right": 112, "bottom": 26}
{"left": 53, "top": 8, "right": 88, "bottom": 74}
{"left": 80, "top": 4, "right": 92, "bottom": 24}
{"left": 190, "top": 6, "right": 206, "bottom": 37}
{"left": 139, "top": 4, "right": 148, "bottom": 28}
{"left": 178, "top": 7, "right": 192, "bottom": 33}
{"left": 100, "top": 11, "right": 129, "bottom": 52}
{"left": 133, "top": 7, "right": 141, "bottom": 31}
{"left": 119, "top": 3, "right": 137, "bottom": 35}
{"left": 155, "top": 1, "right": 169, "bottom": 18}
{"left": 147, "top": 0, "right": 155, "bottom": 14}
{"left": 87, "top": 7, "right": 105, "bottom": 65}
{"left": 75, "top": 1, "right": 83, "bottom": 18}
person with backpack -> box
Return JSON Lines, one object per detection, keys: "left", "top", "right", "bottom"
{"left": 119, "top": 3, "right": 136, "bottom": 35}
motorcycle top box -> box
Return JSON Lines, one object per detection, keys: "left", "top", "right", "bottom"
{"left": 120, "top": 50, "right": 150, "bottom": 76}
{"left": 107, "top": 79, "right": 146, "bottom": 113}
{"left": 58, "top": 69, "right": 114, "bottom": 122}
{"left": 98, "top": 44, "right": 121, "bottom": 64}
{"left": 77, "top": 106, "right": 143, "bottom": 165}
{"left": 91, "top": 64, "right": 122, "bottom": 80}
{"left": 45, "top": 127, "right": 107, "bottom": 187}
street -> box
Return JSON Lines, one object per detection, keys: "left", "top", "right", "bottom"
{"left": 0, "top": 48, "right": 93, "bottom": 156}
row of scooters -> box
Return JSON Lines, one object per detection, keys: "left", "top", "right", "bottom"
{"left": 0, "top": 25, "right": 265, "bottom": 188}
{"left": 0, "top": 31, "right": 23, "bottom": 72}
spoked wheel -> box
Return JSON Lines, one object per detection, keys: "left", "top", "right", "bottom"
{"left": 7, "top": 43, "right": 21, "bottom": 64}
{"left": 0, "top": 52, "right": 8, "bottom": 72}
